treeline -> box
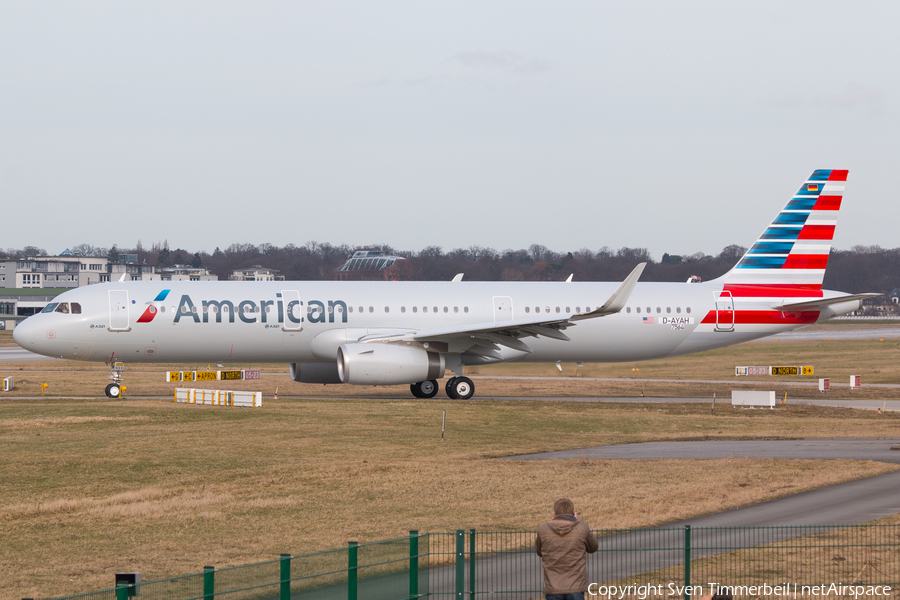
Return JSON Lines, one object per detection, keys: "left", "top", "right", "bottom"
{"left": 3, "top": 242, "right": 899, "bottom": 295}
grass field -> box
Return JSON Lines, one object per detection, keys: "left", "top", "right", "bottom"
{"left": 2, "top": 323, "right": 900, "bottom": 598}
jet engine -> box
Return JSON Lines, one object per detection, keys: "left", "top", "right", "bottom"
{"left": 289, "top": 362, "right": 343, "bottom": 384}
{"left": 337, "top": 343, "right": 445, "bottom": 386}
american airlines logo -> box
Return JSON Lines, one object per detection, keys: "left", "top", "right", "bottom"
{"left": 136, "top": 290, "right": 171, "bottom": 324}
{"left": 157, "top": 294, "right": 349, "bottom": 325}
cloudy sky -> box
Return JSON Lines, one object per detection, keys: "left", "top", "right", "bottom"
{"left": 1, "top": 1, "right": 897, "bottom": 260}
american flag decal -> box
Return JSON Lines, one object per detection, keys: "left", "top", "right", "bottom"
{"left": 642, "top": 317, "right": 654, "bottom": 324}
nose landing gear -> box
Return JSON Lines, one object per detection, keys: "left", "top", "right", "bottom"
{"left": 105, "top": 361, "right": 125, "bottom": 398}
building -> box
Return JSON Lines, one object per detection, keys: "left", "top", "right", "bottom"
{"left": 229, "top": 266, "right": 283, "bottom": 281}
{"left": 0, "top": 256, "right": 109, "bottom": 288}
{"left": 158, "top": 265, "right": 218, "bottom": 281}
{"left": 335, "top": 250, "right": 405, "bottom": 280}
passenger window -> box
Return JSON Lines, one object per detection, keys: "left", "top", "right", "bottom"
{"left": 71, "top": 303, "right": 81, "bottom": 314}
{"left": 656, "top": 307, "right": 661, "bottom": 314}
{"left": 192, "top": 306, "right": 198, "bottom": 313}
{"left": 433, "top": 306, "right": 437, "bottom": 313}
{"left": 636, "top": 307, "right": 641, "bottom": 313}
{"left": 359, "top": 306, "right": 364, "bottom": 313}
{"left": 327, "top": 305, "right": 333, "bottom": 313}
{"left": 413, "top": 306, "right": 417, "bottom": 313}
{"left": 443, "top": 307, "right": 448, "bottom": 313}
{"left": 586, "top": 307, "right": 591, "bottom": 312}
{"left": 686, "top": 307, "right": 692, "bottom": 314}
{"left": 160, "top": 306, "right": 166, "bottom": 313}
{"left": 369, "top": 306, "right": 374, "bottom": 313}
{"left": 626, "top": 307, "right": 631, "bottom": 313}
{"left": 423, "top": 306, "right": 428, "bottom": 313}
{"left": 348, "top": 306, "right": 353, "bottom": 313}
{"left": 464, "top": 307, "right": 469, "bottom": 313}
{"left": 203, "top": 306, "right": 209, "bottom": 313}
{"left": 55, "top": 303, "right": 69, "bottom": 314}
{"left": 555, "top": 307, "right": 560, "bottom": 313}
{"left": 676, "top": 307, "right": 681, "bottom": 314}
{"left": 666, "top": 307, "right": 671, "bottom": 313}
{"left": 454, "top": 307, "right": 458, "bottom": 313}
{"left": 545, "top": 306, "right": 550, "bottom": 313}
{"left": 646, "top": 307, "right": 651, "bottom": 313}
{"left": 535, "top": 306, "right": 540, "bottom": 313}
{"left": 213, "top": 306, "right": 218, "bottom": 313}
{"left": 401, "top": 306, "right": 406, "bottom": 313}
{"left": 335, "top": 306, "right": 342, "bottom": 313}
{"left": 565, "top": 306, "right": 570, "bottom": 312}
{"left": 525, "top": 307, "right": 530, "bottom": 313}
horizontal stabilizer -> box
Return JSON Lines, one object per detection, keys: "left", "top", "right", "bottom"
{"left": 771, "top": 293, "right": 881, "bottom": 311}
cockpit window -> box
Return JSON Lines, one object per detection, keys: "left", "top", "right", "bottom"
{"left": 55, "top": 303, "right": 70, "bottom": 314}
{"left": 42, "top": 303, "right": 58, "bottom": 313}
{"left": 71, "top": 303, "right": 82, "bottom": 314}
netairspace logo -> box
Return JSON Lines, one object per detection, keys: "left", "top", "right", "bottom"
{"left": 586, "top": 583, "right": 893, "bottom": 599}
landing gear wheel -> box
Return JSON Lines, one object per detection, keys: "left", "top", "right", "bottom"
{"left": 445, "top": 377, "right": 459, "bottom": 399}
{"left": 419, "top": 379, "right": 439, "bottom": 398}
{"left": 106, "top": 383, "right": 121, "bottom": 398}
{"left": 446, "top": 376, "right": 474, "bottom": 400}
{"left": 410, "top": 380, "right": 439, "bottom": 398}
{"left": 104, "top": 383, "right": 113, "bottom": 397}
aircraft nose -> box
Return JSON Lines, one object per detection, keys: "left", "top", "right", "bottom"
{"left": 12, "top": 317, "right": 36, "bottom": 348}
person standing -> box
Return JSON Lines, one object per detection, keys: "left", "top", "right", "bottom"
{"left": 535, "top": 498, "right": 599, "bottom": 600}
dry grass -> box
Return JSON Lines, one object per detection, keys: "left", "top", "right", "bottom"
{"left": 2, "top": 396, "right": 900, "bottom": 598}
{"left": 2, "top": 325, "right": 900, "bottom": 597}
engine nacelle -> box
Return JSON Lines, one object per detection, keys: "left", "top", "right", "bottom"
{"left": 337, "top": 343, "right": 445, "bottom": 385}
{"left": 289, "top": 362, "right": 342, "bottom": 384}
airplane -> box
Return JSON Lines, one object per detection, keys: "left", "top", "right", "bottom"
{"left": 13, "top": 169, "right": 879, "bottom": 399}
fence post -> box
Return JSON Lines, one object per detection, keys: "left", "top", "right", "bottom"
{"left": 349, "top": 541, "right": 358, "bottom": 600}
{"left": 455, "top": 530, "right": 465, "bottom": 600}
{"left": 115, "top": 583, "right": 129, "bottom": 600}
{"left": 203, "top": 566, "right": 215, "bottom": 600}
{"left": 280, "top": 553, "right": 291, "bottom": 600}
{"left": 469, "top": 528, "right": 476, "bottom": 599}
{"left": 683, "top": 526, "right": 691, "bottom": 600}
{"left": 409, "top": 531, "right": 419, "bottom": 599}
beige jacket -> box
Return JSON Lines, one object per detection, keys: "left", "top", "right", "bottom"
{"left": 535, "top": 515, "right": 599, "bottom": 594}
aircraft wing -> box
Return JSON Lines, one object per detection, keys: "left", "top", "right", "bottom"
{"left": 770, "top": 293, "right": 882, "bottom": 311}
{"left": 358, "top": 263, "right": 646, "bottom": 356}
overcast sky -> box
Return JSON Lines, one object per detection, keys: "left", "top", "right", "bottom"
{"left": 1, "top": 1, "right": 897, "bottom": 261}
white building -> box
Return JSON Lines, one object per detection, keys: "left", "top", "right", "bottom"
{"left": 229, "top": 266, "right": 283, "bottom": 281}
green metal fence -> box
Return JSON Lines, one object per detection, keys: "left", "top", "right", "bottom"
{"left": 47, "top": 525, "right": 900, "bottom": 600}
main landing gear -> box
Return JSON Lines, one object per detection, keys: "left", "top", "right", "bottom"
{"left": 410, "top": 379, "right": 439, "bottom": 398}
{"left": 409, "top": 376, "right": 476, "bottom": 399}
{"left": 445, "top": 376, "right": 475, "bottom": 400}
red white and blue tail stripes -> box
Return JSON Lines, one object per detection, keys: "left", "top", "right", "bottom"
{"left": 720, "top": 169, "right": 847, "bottom": 287}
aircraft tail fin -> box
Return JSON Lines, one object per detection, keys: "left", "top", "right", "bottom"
{"left": 717, "top": 169, "right": 847, "bottom": 288}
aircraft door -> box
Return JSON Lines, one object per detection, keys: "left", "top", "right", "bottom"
{"left": 715, "top": 290, "right": 735, "bottom": 332}
{"left": 281, "top": 290, "right": 303, "bottom": 332}
{"left": 109, "top": 290, "right": 130, "bottom": 331}
{"left": 493, "top": 296, "right": 514, "bottom": 322}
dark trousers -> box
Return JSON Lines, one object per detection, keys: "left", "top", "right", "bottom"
{"left": 546, "top": 594, "right": 585, "bottom": 600}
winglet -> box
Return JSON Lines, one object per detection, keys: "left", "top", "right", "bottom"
{"left": 452, "top": 273, "right": 464, "bottom": 282}
{"left": 117, "top": 272, "right": 128, "bottom": 282}
{"left": 571, "top": 262, "right": 646, "bottom": 320}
